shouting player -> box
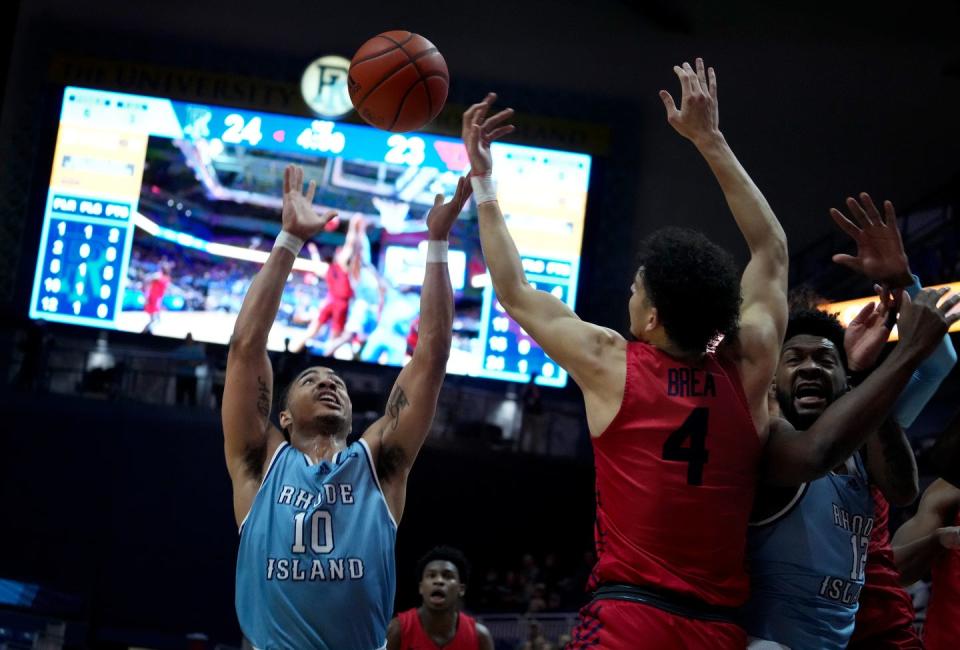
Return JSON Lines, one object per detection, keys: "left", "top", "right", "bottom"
{"left": 463, "top": 58, "right": 959, "bottom": 648}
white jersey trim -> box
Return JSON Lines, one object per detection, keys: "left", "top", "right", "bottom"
{"left": 238, "top": 441, "right": 289, "bottom": 534}
{"left": 750, "top": 483, "right": 809, "bottom": 527}
{"left": 358, "top": 438, "right": 398, "bottom": 530}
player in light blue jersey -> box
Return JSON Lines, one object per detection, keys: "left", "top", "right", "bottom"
{"left": 223, "top": 164, "right": 472, "bottom": 650}
{"left": 742, "top": 193, "right": 958, "bottom": 649}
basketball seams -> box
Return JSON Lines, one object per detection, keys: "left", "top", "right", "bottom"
{"left": 387, "top": 77, "right": 427, "bottom": 131}
{"left": 350, "top": 31, "right": 448, "bottom": 131}
{"left": 350, "top": 32, "right": 416, "bottom": 66}
{"left": 353, "top": 48, "right": 444, "bottom": 112}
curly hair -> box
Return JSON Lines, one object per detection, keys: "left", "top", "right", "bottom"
{"left": 416, "top": 545, "right": 470, "bottom": 585}
{"left": 784, "top": 308, "right": 848, "bottom": 370}
{"left": 636, "top": 227, "right": 741, "bottom": 353}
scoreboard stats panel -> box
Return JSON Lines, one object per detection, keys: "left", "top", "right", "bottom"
{"left": 27, "top": 86, "right": 593, "bottom": 388}
{"left": 30, "top": 196, "right": 133, "bottom": 326}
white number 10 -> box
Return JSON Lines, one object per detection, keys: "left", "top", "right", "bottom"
{"left": 291, "top": 510, "right": 334, "bottom": 554}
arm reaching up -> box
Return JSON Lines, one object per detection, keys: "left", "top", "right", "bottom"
{"left": 360, "top": 177, "right": 470, "bottom": 523}
{"left": 660, "top": 58, "right": 788, "bottom": 433}
{"left": 222, "top": 165, "right": 337, "bottom": 526}
{"left": 463, "top": 93, "right": 627, "bottom": 436}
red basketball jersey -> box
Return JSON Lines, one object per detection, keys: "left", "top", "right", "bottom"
{"left": 848, "top": 488, "right": 921, "bottom": 649}
{"left": 589, "top": 342, "right": 761, "bottom": 607}
{"left": 924, "top": 510, "right": 960, "bottom": 650}
{"left": 397, "top": 608, "right": 479, "bottom": 650}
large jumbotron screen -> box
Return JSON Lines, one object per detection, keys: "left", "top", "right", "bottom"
{"left": 27, "top": 87, "right": 591, "bottom": 387}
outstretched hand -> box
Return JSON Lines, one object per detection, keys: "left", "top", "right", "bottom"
{"left": 427, "top": 176, "right": 473, "bottom": 240}
{"left": 830, "top": 193, "right": 912, "bottom": 287}
{"left": 461, "top": 93, "right": 515, "bottom": 175}
{"left": 659, "top": 57, "right": 720, "bottom": 145}
{"left": 281, "top": 164, "right": 338, "bottom": 241}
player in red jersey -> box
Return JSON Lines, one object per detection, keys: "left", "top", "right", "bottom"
{"left": 387, "top": 546, "right": 494, "bottom": 650}
{"left": 142, "top": 258, "right": 172, "bottom": 333}
{"left": 892, "top": 411, "right": 960, "bottom": 650}
{"left": 463, "top": 57, "right": 959, "bottom": 649}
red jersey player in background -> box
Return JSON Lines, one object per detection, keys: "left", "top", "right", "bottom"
{"left": 464, "top": 57, "right": 958, "bottom": 649}
{"left": 142, "top": 258, "right": 173, "bottom": 333}
{"left": 893, "top": 410, "right": 960, "bottom": 650}
{"left": 387, "top": 546, "right": 494, "bottom": 650}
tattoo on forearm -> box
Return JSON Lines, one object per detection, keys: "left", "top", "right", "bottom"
{"left": 256, "top": 376, "right": 271, "bottom": 418}
{"left": 386, "top": 386, "right": 410, "bottom": 431}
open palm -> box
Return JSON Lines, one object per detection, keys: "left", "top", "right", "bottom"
{"left": 830, "top": 193, "right": 911, "bottom": 287}
{"left": 281, "top": 165, "right": 337, "bottom": 241}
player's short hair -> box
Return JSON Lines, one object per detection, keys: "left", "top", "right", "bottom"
{"left": 416, "top": 546, "right": 470, "bottom": 585}
{"left": 783, "top": 308, "right": 848, "bottom": 370}
{"left": 636, "top": 227, "right": 741, "bottom": 353}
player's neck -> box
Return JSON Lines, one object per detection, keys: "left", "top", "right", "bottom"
{"left": 417, "top": 605, "right": 458, "bottom": 637}
{"left": 289, "top": 429, "right": 348, "bottom": 463}
{"left": 651, "top": 335, "right": 704, "bottom": 364}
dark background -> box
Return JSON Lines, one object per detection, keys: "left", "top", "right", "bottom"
{"left": 1, "top": 0, "right": 959, "bottom": 647}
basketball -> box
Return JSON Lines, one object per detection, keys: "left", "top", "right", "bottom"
{"left": 348, "top": 31, "right": 449, "bottom": 133}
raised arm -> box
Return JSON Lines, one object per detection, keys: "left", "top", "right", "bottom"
{"left": 762, "top": 288, "right": 959, "bottom": 485}
{"left": 223, "top": 165, "right": 336, "bottom": 526}
{"left": 892, "top": 479, "right": 960, "bottom": 584}
{"left": 462, "top": 94, "right": 625, "bottom": 416}
{"left": 360, "top": 178, "right": 469, "bottom": 523}
{"left": 661, "top": 58, "right": 788, "bottom": 424}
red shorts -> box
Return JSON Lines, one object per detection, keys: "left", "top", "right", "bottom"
{"left": 568, "top": 600, "right": 745, "bottom": 650}
{"left": 316, "top": 298, "right": 349, "bottom": 337}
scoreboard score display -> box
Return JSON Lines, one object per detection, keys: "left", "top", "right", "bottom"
{"left": 28, "top": 86, "right": 593, "bottom": 388}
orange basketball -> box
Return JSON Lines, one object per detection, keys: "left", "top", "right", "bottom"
{"left": 348, "top": 31, "right": 449, "bottom": 133}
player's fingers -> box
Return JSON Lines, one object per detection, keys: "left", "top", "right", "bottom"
{"left": 482, "top": 107, "right": 514, "bottom": 130}
{"left": 673, "top": 66, "right": 693, "bottom": 99}
{"left": 695, "top": 57, "right": 707, "bottom": 90}
{"left": 831, "top": 253, "right": 861, "bottom": 272}
{"left": 659, "top": 90, "right": 678, "bottom": 117}
{"left": 830, "top": 207, "right": 862, "bottom": 238}
{"left": 283, "top": 165, "right": 291, "bottom": 194}
{"left": 851, "top": 301, "right": 875, "bottom": 324}
{"left": 859, "top": 193, "right": 883, "bottom": 225}
{"left": 305, "top": 180, "right": 317, "bottom": 204}
{"left": 883, "top": 200, "right": 898, "bottom": 227}
{"left": 846, "top": 196, "right": 872, "bottom": 227}
{"left": 707, "top": 66, "right": 718, "bottom": 100}
{"left": 486, "top": 124, "right": 515, "bottom": 142}
{"left": 434, "top": 193, "right": 444, "bottom": 208}
{"left": 682, "top": 61, "right": 702, "bottom": 95}
{"left": 939, "top": 292, "right": 960, "bottom": 314}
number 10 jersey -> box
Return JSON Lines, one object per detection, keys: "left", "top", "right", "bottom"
{"left": 236, "top": 439, "right": 397, "bottom": 650}
{"left": 588, "top": 341, "right": 761, "bottom": 608}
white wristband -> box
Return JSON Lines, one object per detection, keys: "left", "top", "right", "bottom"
{"left": 426, "top": 239, "right": 448, "bottom": 263}
{"left": 470, "top": 173, "right": 498, "bottom": 204}
{"left": 273, "top": 231, "right": 304, "bottom": 256}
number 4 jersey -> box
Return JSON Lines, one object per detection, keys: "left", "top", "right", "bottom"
{"left": 236, "top": 439, "right": 397, "bottom": 650}
{"left": 588, "top": 341, "right": 761, "bottom": 607}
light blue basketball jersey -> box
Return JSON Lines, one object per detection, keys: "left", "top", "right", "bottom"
{"left": 741, "top": 454, "right": 873, "bottom": 650}
{"left": 236, "top": 439, "right": 397, "bottom": 650}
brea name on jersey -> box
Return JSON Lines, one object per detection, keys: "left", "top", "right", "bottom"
{"left": 667, "top": 368, "right": 716, "bottom": 397}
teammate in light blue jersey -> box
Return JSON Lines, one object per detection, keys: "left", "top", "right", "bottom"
{"left": 223, "top": 164, "right": 472, "bottom": 650}
{"left": 743, "top": 193, "right": 958, "bottom": 649}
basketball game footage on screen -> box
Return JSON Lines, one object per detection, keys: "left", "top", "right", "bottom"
{"left": 27, "top": 80, "right": 591, "bottom": 387}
